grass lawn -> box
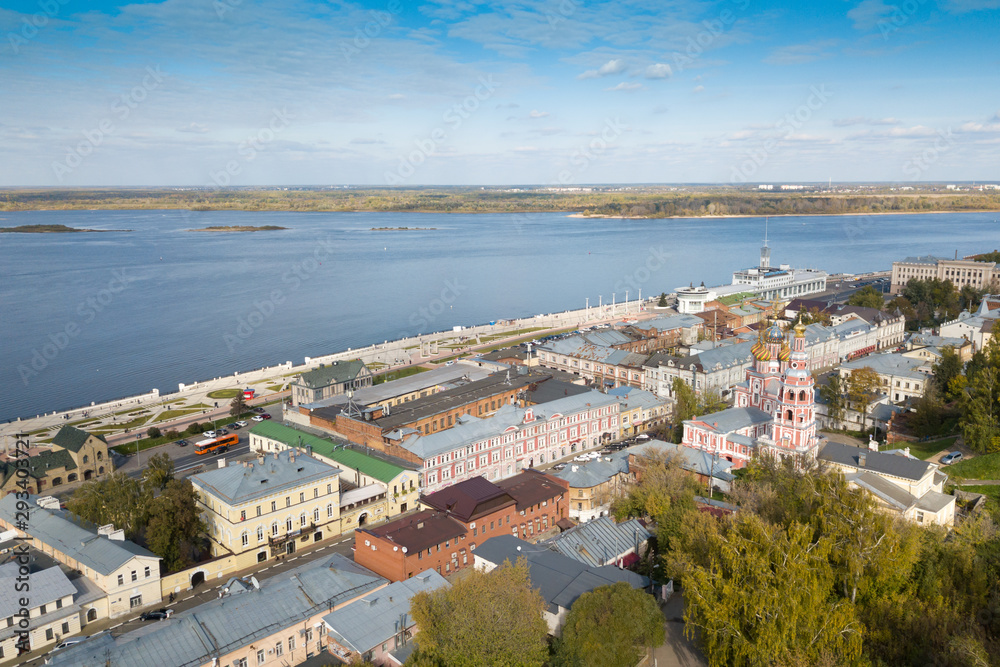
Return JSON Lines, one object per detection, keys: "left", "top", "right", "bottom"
{"left": 906, "top": 435, "right": 959, "bottom": 460}
{"left": 265, "top": 384, "right": 285, "bottom": 393}
{"left": 947, "top": 452, "right": 1000, "bottom": 481}
{"left": 207, "top": 388, "right": 241, "bottom": 399}
{"left": 373, "top": 365, "right": 428, "bottom": 385}
{"left": 157, "top": 408, "right": 202, "bottom": 422}
{"left": 957, "top": 485, "right": 1000, "bottom": 521}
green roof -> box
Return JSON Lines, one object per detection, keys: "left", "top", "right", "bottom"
{"left": 52, "top": 425, "right": 105, "bottom": 452}
{"left": 295, "top": 360, "right": 369, "bottom": 389}
{"left": 0, "top": 449, "right": 76, "bottom": 484}
{"left": 249, "top": 422, "right": 406, "bottom": 484}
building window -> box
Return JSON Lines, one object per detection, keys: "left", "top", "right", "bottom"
{"left": 314, "top": 508, "right": 320, "bottom": 522}
{"left": 256, "top": 505, "right": 261, "bottom": 517}
{"left": 131, "top": 570, "right": 137, "bottom": 582}
{"left": 144, "top": 566, "right": 151, "bottom": 578}
{"left": 313, "top": 488, "right": 318, "bottom": 498}
{"left": 272, "top": 522, "right": 279, "bottom": 537}
{"left": 327, "top": 503, "right": 334, "bottom": 518}
{"left": 130, "top": 595, "right": 142, "bottom": 608}
{"left": 117, "top": 574, "right": 124, "bottom": 586}
{"left": 289, "top": 636, "right": 296, "bottom": 651}
{"left": 257, "top": 649, "right": 266, "bottom": 665}
{"left": 234, "top": 659, "right": 247, "bottom": 667}
{"left": 271, "top": 501, "right": 277, "bottom": 512}
{"left": 299, "top": 492, "right": 305, "bottom": 503}
{"left": 241, "top": 531, "right": 249, "bottom": 547}
{"left": 46, "top": 628, "right": 54, "bottom": 641}
{"left": 275, "top": 642, "right": 284, "bottom": 656}
{"left": 258, "top": 526, "right": 265, "bottom": 542}
{"left": 240, "top": 510, "right": 246, "bottom": 521}
{"left": 286, "top": 517, "right": 293, "bottom": 532}
{"left": 300, "top": 512, "right": 307, "bottom": 527}
{"left": 286, "top": 497, "right": 291, "bottom": 507}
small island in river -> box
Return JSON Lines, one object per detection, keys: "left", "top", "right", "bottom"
{"left": 370, "top": 226, "right": 437, "bottom": 231}
{"left": 188, "top": 225, "right": 287, "bottom": 232}
{"left": 0, "top": 224, "right": 131, "bottom": 233}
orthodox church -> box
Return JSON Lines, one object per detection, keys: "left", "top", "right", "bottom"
{"left": 680, "top": 320, "right": 821, "bottom": 468}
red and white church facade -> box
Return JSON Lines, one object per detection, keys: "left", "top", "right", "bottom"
{"left": 681, "top": 322, "right": 821, "bottom": 468}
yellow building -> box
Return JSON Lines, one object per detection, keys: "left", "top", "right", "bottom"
{"left": 190, "top": 449, "right": 343, "bottom": 572}
{"left": 0, "top": 426, "right": 111, "bottom": 497}
{"left": 249, "top": 422, "right": 419, "bottom": 523}
{"left": 0, "top": 495, "right": 162, "bottom": 631}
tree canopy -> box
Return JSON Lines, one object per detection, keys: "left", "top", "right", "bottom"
{"left": 407, "top": 558, "right": 549, "bottom": 667}
{"left": 553, "top": 582, "right": 665, "bottom": 667}
{"left": 960, "top": 335, "right": 1000, "bottom": 454}
{"left": 846, "top": 285, "right": 884, "bottom": 310}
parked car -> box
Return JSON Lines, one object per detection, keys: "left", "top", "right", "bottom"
{"left": 217, "top": 428, "right": 229, "bottom": 436}
{"left": 45, "top": 638, "right": 87, "bottom": 663}
{"left": 227, "top": 422, "right": 241, "bottom": 430}
{"left": 251, "top": 415, "right": 265, "bottom": 422}
{"left": 253, "top": 407, "right": 266, "bottom": 414}
{"left": 261, "top": 413, "right": 272, "bottom": 420}
{"left": 236, "top": 421, "right": 249, "bottom": 428}
{"left": 176, "top": 439, "right": 188, "bottom": 447}
{"left": 940, "top": 452, "right": 963, "bottom": 465}
{"left": 202, "top": 430, "right": 217, "bottom": 439}
{"left": 140, "top": 609, "right": 173, "bottom": 621}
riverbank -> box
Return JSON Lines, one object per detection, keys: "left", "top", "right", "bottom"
{"left": 0, "top": 298, "right": 649, "bottom": 445}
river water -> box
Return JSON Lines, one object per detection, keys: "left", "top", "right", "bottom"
{"left": 1, "top": 209, "right": 997, "bottom": 420}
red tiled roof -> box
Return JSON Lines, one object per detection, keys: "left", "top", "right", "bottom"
{"left": 495, "top": 470, "right": 568, "bottom": 511}
{"left": 362, "top": 509, "right": 466, "bottom": 553}
{"left": 421, "top": 476, "right": 515, "bottom": 522}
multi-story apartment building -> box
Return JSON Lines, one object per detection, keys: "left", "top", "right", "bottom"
{"left": 643, "top": 341, "right": 755, "bottom": 399}
{"left": 400, "top": 391, "right": 620, "bottom": 494}
{"left": 354, "top": 471, "right": 568, "bottom": 581}
{"left": 0, "top": 495, "right": 162, "bottom": 623}
{"left": 616, "top": 314, "right": 704, "bottom": 350}
{"left": 838, "top": 353, "right": 930, "bottom": 404}
{"left": 0, "top": 563, "right": 79, "bottom": 662}
{"left": 890, "top": 254, "right": 998, "bottom": 294}
{"left": 535, "top": 333, "right": 652, "bottom": 390}
{"left": 191, "top": 449, "right": 344, "bottom": 570}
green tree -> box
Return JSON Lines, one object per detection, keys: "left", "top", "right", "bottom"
{"left": 670, "top": 377, "right": 698, "bottom": 443}
{"left": 66, "top": 471, "right": 149, "bottom": 539}
{"left": 146, "top": 426, "right": 162, "bottom": 439}
{"left": 184, "top": 421, "right": 204, "bottom": 435}
{"left": 819, "top": 374, "right": 845, "bottom": 424}
{"left": 145, "top": 479, "right": 206, "bottom": 572}
{"left": 908, "top": 382, "right": 946, "bottom": 438}
{"left": 672, "top": 512, "right": 863, "bottom": 666}
{"left": 611, "top": 449, "right": 699, "bottom": 542}
{"left": 933, "top": 346, "right": 964, "bottom": 401}
{"left": 408, "top": 558, "right": 548, "bottom": 667}
{"left": 553, "top": 582, "right": 665, "bottom": 667}
{"left": 657, "top": 292, "right": 668, "bottom": 307}
{"left": 230, "top": 392, "right": 249, "bottom": 418}
{"left": 846, "top": 285, "right": 884, "bottom": 310}
{"left": 959, "top": 340, "right": 1000, "bottom": 454}
{"left": 845, "top": 367, "right": 881, "bottom": 430}
{"left": 697, "top": 388, "right": 728, "bottom": 416}
{"left": 142, "top": 451, "right": 175, "bottom": 492}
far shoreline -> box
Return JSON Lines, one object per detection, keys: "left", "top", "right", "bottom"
{"left": 566, "top": 209, "right": 1000, "bottom": 221}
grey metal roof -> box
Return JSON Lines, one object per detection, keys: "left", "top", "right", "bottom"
{"left": 550, "top": 455, "right": 629, "bottom": 489}
{"left": 0, "top": 563, "right": 75, "bottom": 618}
{"left": 608, "top": 388, "right": 664, "bottom": 411}
{"left": 544, "top": 517, "right": 651, "bottom": 568}
{"left": 647, "top": 341, "right": 754, "bottom": 372}
{"left": 47, "top": 554, "right": 386, "bottom": 667}
{"left": 845, "top": 471, "right": 916, "bottom": 511}
{"left": 819, "top": 441, "right": 932, "bottom": 482}
{"left": 474, "top": 535, "right": 648, "bottom": 612}
{"left": 301, "top": 365, "right": 493, "bottom": 410}
{"left": 687, "top": 406, "right": 772, "bottom": 434}
{"left": 0, "top": 495, "right": 158, "bottom": 576}
{"left": 322, "top": 570, "right": 449, "bottom": 654}
{"left": 916, "top": 490, "right": 955, "bottom": 513}
{"left": 839, "top": 353, "right": 927, "bottom": 380}
{"left": 898, "top": 255, "right": 948, "bottom": 264}
{"left": 191, "top": 448, "right": 341, "bottom": 506}
{"left": 646, "top": 441, "right": 737, "bottom": 479}
{"left": 628, "top": 314, "right": 703, "bottom": 332}
{"left": 401, "top": 391, "right": 618, "bottom": 460}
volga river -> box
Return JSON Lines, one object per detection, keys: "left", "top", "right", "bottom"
{"left": 1, "top": 209, "right": 997, "bottom": 421}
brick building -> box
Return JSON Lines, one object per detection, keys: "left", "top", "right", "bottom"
{"left": 354, "top": 471, "right": 568, "bottom": 581}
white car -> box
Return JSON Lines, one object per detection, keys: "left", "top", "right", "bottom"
{"left": 202, "top": 430, "right": 217, "bottom": 439}
{"left": 251, "top": 415, "right": 265, "bottom": 422}
{"left": 236, "top": 420, "right": 249, "bottom": 428}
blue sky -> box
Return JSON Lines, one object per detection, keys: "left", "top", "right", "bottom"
{"left": 1, "top": 0, "right": 998, "bottom": 186}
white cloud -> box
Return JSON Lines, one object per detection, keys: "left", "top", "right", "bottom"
{"left": 578, "top": 58, "right": 627, "bottom": 79}
{"left": 644, "top": 63, "right": 672, "bottom": 79}
{"left": 832, "top": 117, "right": 900, "bottom": 127}
{"left": 693, "top": 85, "right": 704, "bottom": 93}
{"left": 846, "top": 0, "right": 896, "bottom": 31}
{"left": 763, "top": 39, "right": 838, "bottom": 65}
{"left": 529, "top": 109, "right": 549, "bottom": 118}
{"left": 606, "top": 82, "right": 643, "bottom": 92}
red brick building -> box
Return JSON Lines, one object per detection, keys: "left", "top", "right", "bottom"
{"left": 354, "top": 470, "right": 568, "bottom": 581}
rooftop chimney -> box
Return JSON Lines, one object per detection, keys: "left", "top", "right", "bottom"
{"left": 858, "top": 453, "right": 867, "bottom": 467}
